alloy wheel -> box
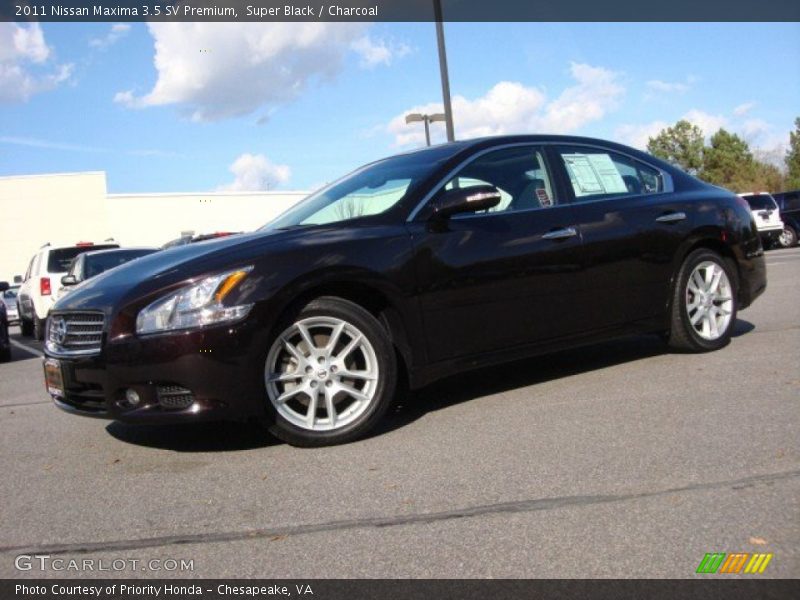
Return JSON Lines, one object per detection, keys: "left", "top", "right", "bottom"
{"left": 685, "top": 261, "right": 733, "bottom": 341}
{"left": 265, "top": 317, "right": 379, "bottom": 431}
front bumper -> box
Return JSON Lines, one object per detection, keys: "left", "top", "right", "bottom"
{"left": 45, "top": 319, "right": 268, "bottom": 424}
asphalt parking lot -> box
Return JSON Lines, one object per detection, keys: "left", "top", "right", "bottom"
{"left": 1, "top": 248, "right": 798, "bottom": 579}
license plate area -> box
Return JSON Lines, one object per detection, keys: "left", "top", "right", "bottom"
{"left": 44, "top": 358, "right": 65, "bottom": 397}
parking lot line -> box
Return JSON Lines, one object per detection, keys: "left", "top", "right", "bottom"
{"left": 10, "top": 339, "right": 43, "bottom": 358}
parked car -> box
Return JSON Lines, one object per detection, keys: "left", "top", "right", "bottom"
{"left": 58, "top": 247, "right": 158, "bottom": 297}
{"left": 44, "top": 135, "right": 766, "bottom": 447}
{"left": 771, "top": 189, "right": 800, "bottom": 248}
{"left": 738, "top": 192, "right": 784, "bottom": 249}
{"left": 162, "top": 232, "right": 240, "bottom": 249}
{"left": 0, "top": 282, "right": 10, "bottom": 363}
{"left": 18, "top": 242, "right": 119, "bottom": 340}
{"left": 2, "top": 285, "right": 19, "bottom": 325}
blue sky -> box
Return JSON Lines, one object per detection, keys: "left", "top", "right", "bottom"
{"left": 1, "top": 21, "right": 798, "bottom": 192}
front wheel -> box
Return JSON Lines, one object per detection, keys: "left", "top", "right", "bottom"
{"left": 667, "top": 249, "right": 738, "bottom": 352}
{"left": 262, "top": 297, "right": 397, "bottom": 447}
{"left": 777, "top": 225, "right": 797, "bottom": 248}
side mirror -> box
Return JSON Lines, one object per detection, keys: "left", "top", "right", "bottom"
{"left": 0, "top": 281, "right": 8, "bottom": 292}
{"left": 13, "top": 275, "right": 22, "bottom": 284}
{"left": 432, "top": 185, "right": 502, "bottom": 219}
{"left": 61, "top": 275, "right": 78, "bottom": 286}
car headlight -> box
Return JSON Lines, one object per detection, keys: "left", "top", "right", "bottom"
{"left": 136, "top": 267, "right": 254, "bottom": 335}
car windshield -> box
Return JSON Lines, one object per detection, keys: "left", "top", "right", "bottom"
{"left": 47, "top": 245, "right": 118, "bottom": 273}
{"left": 83, "top": 249, "right": 156, "bottom": 279}
{"left": 743, "top": 194, "right": 777, "bottom": 211}
{"left": 261, "top": 146, "right": 460, "bottom": 230}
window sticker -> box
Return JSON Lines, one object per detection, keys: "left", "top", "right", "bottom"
{"left": 562, "top": 153, "right": 628, "bottom": 197}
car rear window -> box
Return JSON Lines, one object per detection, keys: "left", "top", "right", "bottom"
{"left": 47, "top": 245, "right": 118, "bottom": 273}
{"left": 742, "top": 194, "right": 777, "bottom": 211}
{"left": 83, "top": 249, "right": 156, "bottom": 278}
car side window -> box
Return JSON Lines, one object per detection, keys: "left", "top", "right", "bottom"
{"left": 785, "top": 193, "right": 800, "bottom": 211}
{"left": 557, "top": 146, "right": 664, "bottom": 202}
{"left": 439, "top": 146, "right": 558, "bottom": 216}
{"left": 24, "top": 257, "right": 34, "bottom": 282}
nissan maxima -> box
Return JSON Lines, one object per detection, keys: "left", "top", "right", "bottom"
{"left": 44, "top": 135, "right": 766, "bottom": 446}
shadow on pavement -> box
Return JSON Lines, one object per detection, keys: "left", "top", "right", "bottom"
{"left": 373, "top": 320, "right": 756, "bottom": 438}
{"left": 105, "top": 320, "right": 756, "bottom": 451}
{"left": 106, "top": 420, "right": 279, "bottom": 452}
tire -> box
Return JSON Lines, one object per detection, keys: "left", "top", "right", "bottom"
{"left": 33, "top": 310, "right": 46, "bottom": 341}
{"left": 19, "top": 311, "right": 33, "bottom": 337}
{"left": 667, "top": 249, "right": 738, "bottom": 353}
{"left": 262, "top": 296, "right": 397, "bottom": 447}
{"left": 777, "top": 225, "right": 797, "bottom": 248}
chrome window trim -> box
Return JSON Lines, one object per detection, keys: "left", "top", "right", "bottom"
{"left": 406, "top": 141, "right": 675, "bottom": 222}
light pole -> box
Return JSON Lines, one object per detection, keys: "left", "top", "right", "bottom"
{"left": 433, "top": 0, "right": 455, "bottom": 142}
{"left": 405, "top": 113, "right": 446, "bottom": 146}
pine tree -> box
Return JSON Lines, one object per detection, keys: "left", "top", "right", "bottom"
{"left": 647, "top": 120, "right": 705, "bottom": 174}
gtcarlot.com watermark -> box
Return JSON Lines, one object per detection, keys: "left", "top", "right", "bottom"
{"left": 15, "top": 553, "right": 194, "bottom": 573}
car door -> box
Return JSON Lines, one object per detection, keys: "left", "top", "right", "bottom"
{"left": 407, "top": 144, "right": 584, "bottom": 363}
{"left": 18, "top": 255, "right": 36, "bottom": 320}
{"left": 553, "top": 144, "right": 692, "bottom": 328}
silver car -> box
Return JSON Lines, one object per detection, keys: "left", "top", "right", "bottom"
{"left": 2, "top": 285, "right": 19, "bottom": 325}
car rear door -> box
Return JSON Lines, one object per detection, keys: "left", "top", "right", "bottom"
{"left": 552, "top": 144, "right": 692, "bottom": 328}
{"left": 407, "top": 144, "right": 584, "bottom": 363}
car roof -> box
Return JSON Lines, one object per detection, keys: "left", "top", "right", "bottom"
{"left": 80, "top": 247, "right": 158, "bottom": 258}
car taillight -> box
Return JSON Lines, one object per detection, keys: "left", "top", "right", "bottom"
{"left": 40, "top": 277, "right": 51, "bottom": 296}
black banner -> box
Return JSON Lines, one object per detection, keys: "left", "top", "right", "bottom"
{"left": 3, "top": 0, "right": 800, "bottom": 23}
{"left": 3, "top": 580, "right": 800, "bottom": 600}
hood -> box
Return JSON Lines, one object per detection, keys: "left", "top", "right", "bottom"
{"left": 51, "top": 230, "right": 285, "bottom": 315}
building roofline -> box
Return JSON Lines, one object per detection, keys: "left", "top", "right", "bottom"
{"left": 0, "top": 171, "right": 106, "bottom": 181}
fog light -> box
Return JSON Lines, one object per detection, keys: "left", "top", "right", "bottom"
{"left": 125, "top": 388, "right": 141, "bottom": 406}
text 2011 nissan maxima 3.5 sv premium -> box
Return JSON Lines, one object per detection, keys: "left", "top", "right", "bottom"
{"left": 44, "top": 135, "right": 767, "bottom": 446}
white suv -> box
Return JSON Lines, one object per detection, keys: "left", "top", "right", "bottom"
{"left": 17, "top": 242, "right": 118, "bottom": 340}
{"left": 739, "top": 192, "right": 784, "bottom": 248}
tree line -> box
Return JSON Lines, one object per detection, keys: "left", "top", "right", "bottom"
{"left": 646, "top": 117, "right": 800, "bottom": 193}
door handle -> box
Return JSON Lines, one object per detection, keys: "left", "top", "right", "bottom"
{"left": 655, "top": 212, "right": 687, "bottom": 223}
{"left": 542, "top": 226, "right": 578, "bottom": 240}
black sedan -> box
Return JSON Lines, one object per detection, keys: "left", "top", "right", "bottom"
{"left": 44, "top": 135, "right": 766, "bottom": 446}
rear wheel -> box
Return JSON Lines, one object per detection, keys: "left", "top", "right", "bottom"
{"left": 263, "top": 297, "right": 397, "bottom": 447}
{"left": 667, "top": 249, "right": 737, "bottom": 352}
{"left": 19, "top": 306, "right": 33, "bottom": 337}
{"left": 778, "top": 225, "right": 797, "bottom": 248}
{"left": 33, "top": 310, "right": 46, "bottom": 341}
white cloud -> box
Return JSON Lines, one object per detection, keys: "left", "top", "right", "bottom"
{"left": 0, "top": 135, "right": 104, "bottom": 153}
{"left": 541, "top": 63, "right": 624, "bottom": 133}
{"left": 733, "top": 102, "right": 756, "bottom": 117}
{"left": 0, "top": 23, "right": 72, "bottom": 103}
{"left": 615, "top": 121, "right": 670, "bottom": 150}
{"left": 351, "top": 35, "right": 411, "bottom": 68}
{"left": 116, "top": 23, "right": 367, "bottom": 121}
{"left": 646, "top": 79, "right": 689, "bottom": 94}
{"left": 218, "top": 153, "right": 291, "bottom": 191}
{"left": 681, "top": 109, "right": 728, "bottom": 138}
{"left": 89, "top": 23, "right": 131, "bottom": 49}
{"left": 387, "top": 62, "right": 624, "bottom": 147}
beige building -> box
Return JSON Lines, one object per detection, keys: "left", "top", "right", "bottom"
{"left": 0, "top": 171, "right": 308, "bottom": 282}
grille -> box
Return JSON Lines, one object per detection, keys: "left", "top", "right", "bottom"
{"left": 157, "top": 385, "right": 195, "bottom": 410}
{"left": 47, "top": 312, "right": 105, "bottom": 356}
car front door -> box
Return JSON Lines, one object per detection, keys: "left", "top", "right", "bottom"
{"left": 407, "top": 144, "right": 584, "bottom": 363}
{"left": 553, "top": 144, "right": 693, "bottom": 328}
